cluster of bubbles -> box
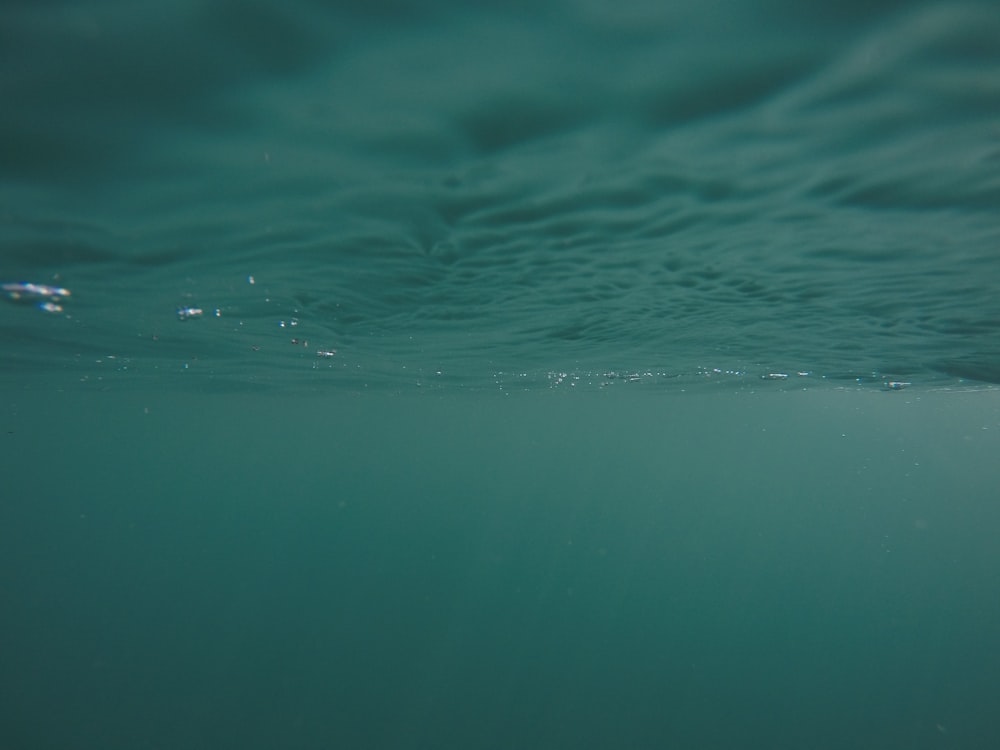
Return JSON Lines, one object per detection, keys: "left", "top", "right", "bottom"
{"left": 1, "top": 281, "right": 71, "bottom": 313}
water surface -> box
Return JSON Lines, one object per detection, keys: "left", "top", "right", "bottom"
{"left": 2, "top": 2, "right": 1000, "bottom": 749}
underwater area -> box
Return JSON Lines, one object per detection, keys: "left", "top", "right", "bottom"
{"left": 2, "top": 0, "right": 999, "bottom": 748}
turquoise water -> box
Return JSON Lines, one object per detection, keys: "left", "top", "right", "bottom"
{"left": 3, "top": 0, "right": 999, "bottom": 390}
{"left": 3, "top": 1, "right": 1000, "bottom": 748}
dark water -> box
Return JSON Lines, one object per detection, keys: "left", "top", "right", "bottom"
{"left": 3, "top": 0, "right": 1000, "bottom": 390}
{"left": 2, "top": 1, "right": 1000, "bottom": 748}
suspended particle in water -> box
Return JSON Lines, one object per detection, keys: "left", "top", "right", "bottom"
{"left": 176, "top": 306, "right": 203, "bottom": 321}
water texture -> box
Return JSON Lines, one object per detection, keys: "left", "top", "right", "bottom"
{"left": 2, "top": 5, "right": 1000, "bottom": 749}
{"left": 2, "top": 0, "right": 999, "bottom": 391}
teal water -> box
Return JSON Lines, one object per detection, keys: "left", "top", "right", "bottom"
{"left": 2, "top": 1, "right": 1000, "bottom": 748}
{"left": 3, "top": 0, "right": 999, "bottom": 390}
{"left": 3, "top": 390, "right": 1000, "bottom": 749}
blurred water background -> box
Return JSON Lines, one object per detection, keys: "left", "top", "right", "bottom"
{"left": 2, "top": 1, "right": 999, "bottom": 748}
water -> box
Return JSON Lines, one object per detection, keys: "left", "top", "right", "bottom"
{"left": 2, "top": 1, "right": 999, "bottom": 748}
{"left": 3, "top": 0, "right": 999, "bottom": 391}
